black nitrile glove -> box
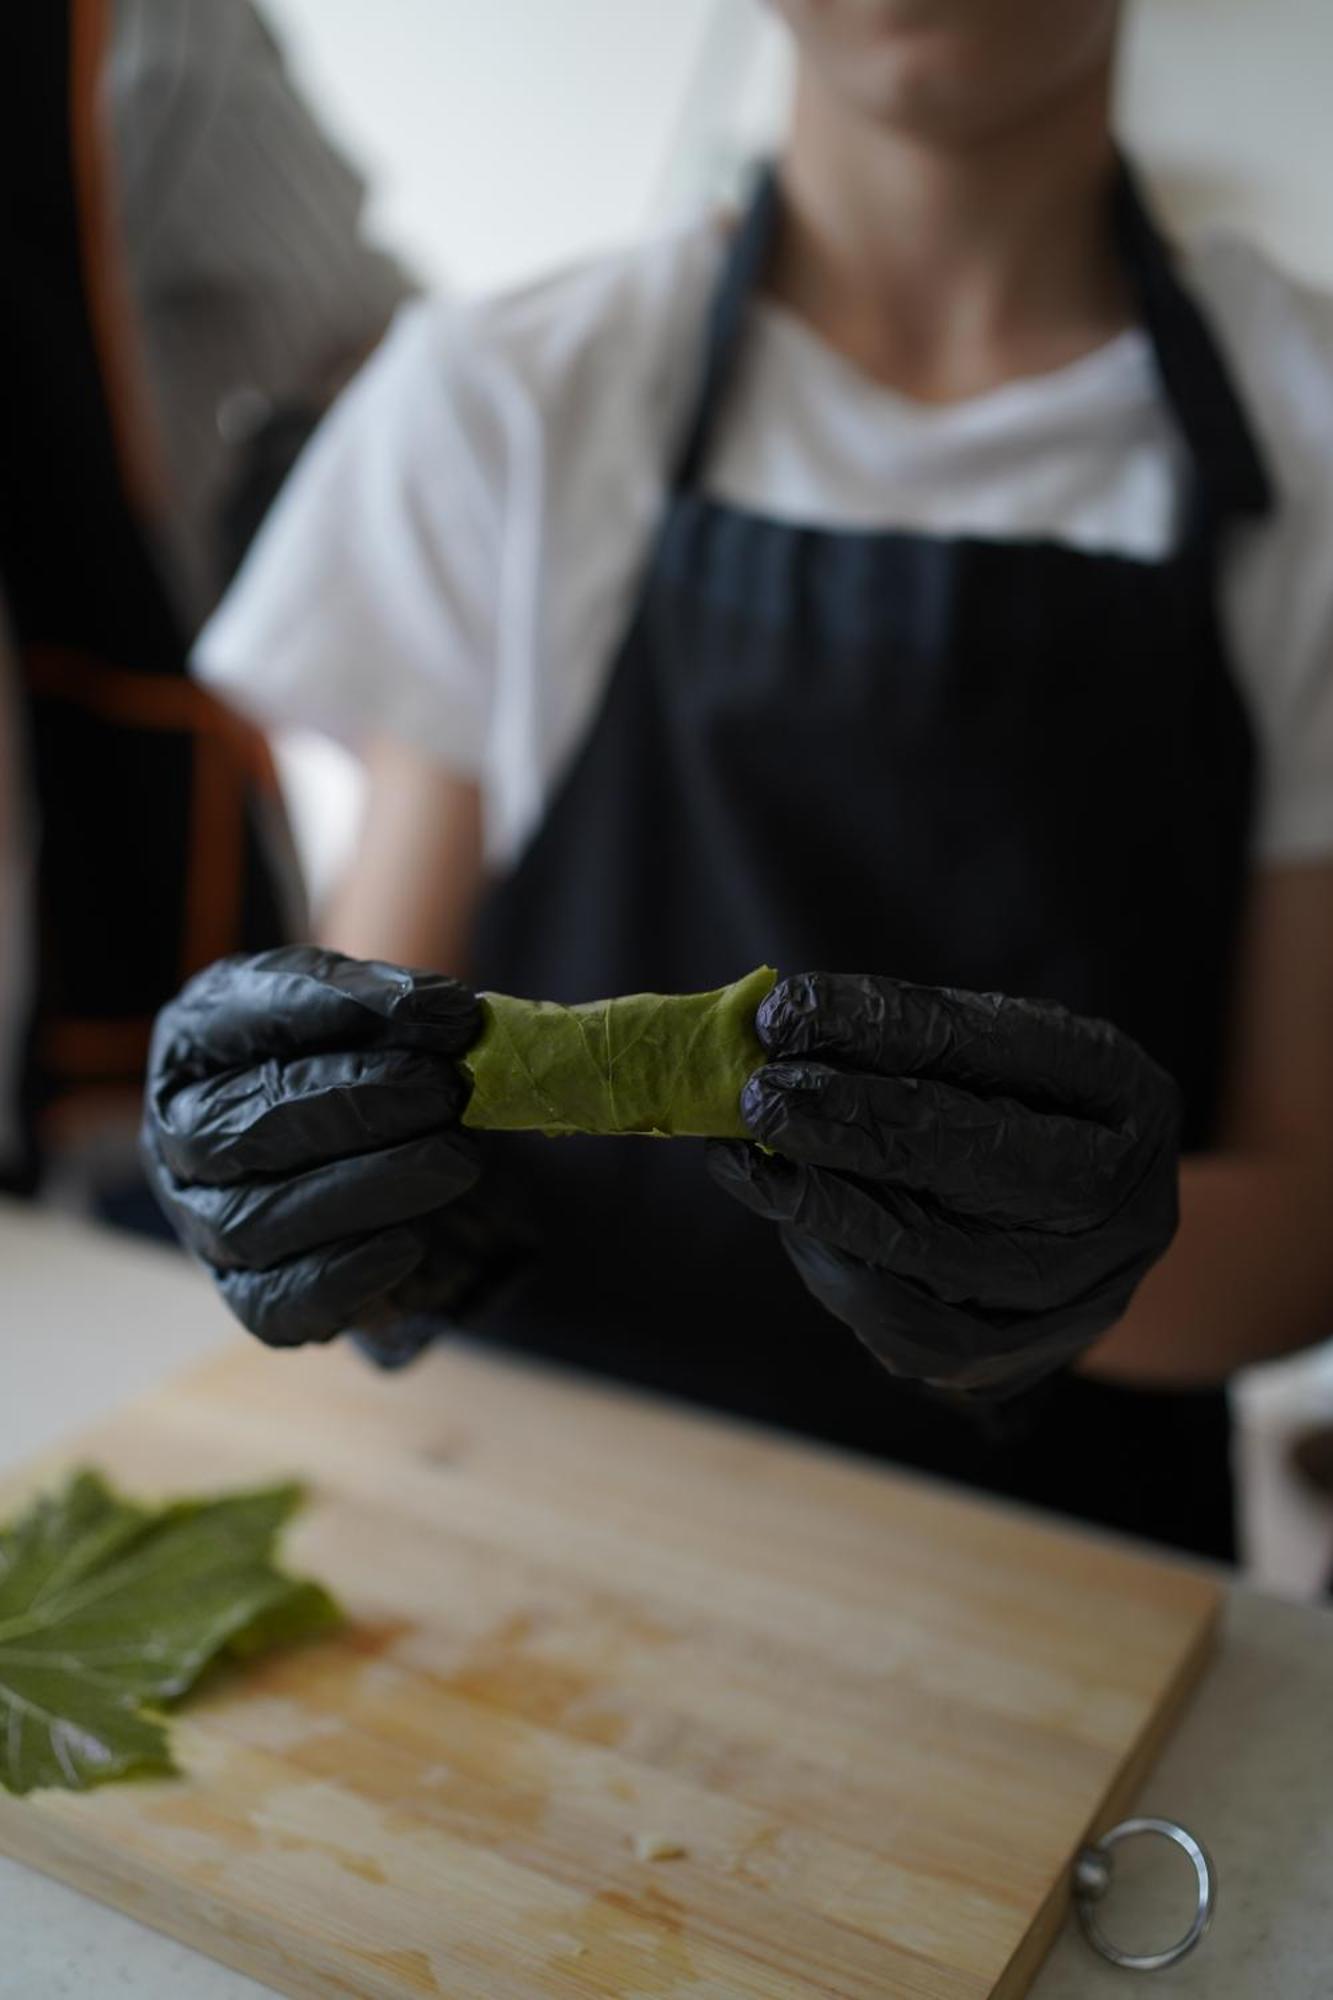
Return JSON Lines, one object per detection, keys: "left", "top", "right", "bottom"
{"left": 143, "top": 945, "right": 514, "bottom": 1355}
{"left": 709, "top": 972, "right": 1181, "bottom": 1396}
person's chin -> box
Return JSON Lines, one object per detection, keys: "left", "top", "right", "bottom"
{"left": 840, "top": 53, "right": 1010, "bottom": 146}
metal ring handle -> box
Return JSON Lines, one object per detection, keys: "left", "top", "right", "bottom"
{"left": 1074, "top": 1817, "right": 1215, "bottom": 1972}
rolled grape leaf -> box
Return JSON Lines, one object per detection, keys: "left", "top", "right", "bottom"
{"left": 0, "top": 1470, "right": 340, "bottom": 1796}
{"left": 461, "top": 965, "right": 777, "bottom": 1138}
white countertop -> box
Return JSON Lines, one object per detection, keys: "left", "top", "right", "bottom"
{"left": 1, "top": 1203, "right": 1329, "bottom": 1998}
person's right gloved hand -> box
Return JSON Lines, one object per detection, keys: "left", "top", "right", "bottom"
{"left": 142, "top": 945, "right": 494, "bottom": 1351}
{"left": 709, "top": 971, "right": 1181, "bottom": 1398}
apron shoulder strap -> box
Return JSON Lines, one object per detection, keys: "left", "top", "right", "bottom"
{"left": 1112, "top": 159, "right": 1272, "bottom": 528}
{"left": 670, "top": 166, "right": 782, "bottom": 494}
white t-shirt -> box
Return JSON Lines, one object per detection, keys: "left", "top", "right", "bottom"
{"left": 196, "top": 216, "right": 1333, "bottom": 874}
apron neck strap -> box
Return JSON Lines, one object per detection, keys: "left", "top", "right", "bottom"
{"left": 1111, "top": 157, "right": 1272, "bottom": 529}
{"left": 670, "top": 165, "right": 782, "bottom": 494}
{"left": 670, "top": 156, "right": 1274, "bottom": 531}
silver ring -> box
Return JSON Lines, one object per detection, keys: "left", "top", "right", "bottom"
{"left": 1074, "top": 1817, "right": 1215, "bottom": 1972}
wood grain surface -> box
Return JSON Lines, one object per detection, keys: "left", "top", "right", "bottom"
{"left": 0, "top": 1338, "right": 1220, "bottom": 1999}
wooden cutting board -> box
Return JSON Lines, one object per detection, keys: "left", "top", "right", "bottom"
{"left": 0, "top": 1338, "right": 1219, "bottom": 2000}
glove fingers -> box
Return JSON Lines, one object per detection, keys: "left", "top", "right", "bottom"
{"left": 758, "top": 972, "right": 1173, "bottom": 1131}
{"left": 709, "top": 1145, "right": 1097, "bottom": 1313}
{"left": 778, "top": 1232, "right": 1101, "bottom": 1393}
{"left": 347, "top": 1163, "right": 540, "bottom": 1361}
{"left": 153, "top": 1048, "right": 469, "bottom": 1185}
{"left": 743, "top": 1062, "right": 1137, "bottom": 1227}
{"left": 389, "top": 1177, "right": 540, "bottom": 1321}
{"left": 150, "top": 946, "right": 481, "bottom": 1093}
{"left": 161, "top": 1129, "right": 481, "bottom": 1271}
{"left": 351, "top": 1314, "right": 447, "bottom": 1371}
{"left": 212, "top": 1225, "right": 425, "bottom": 1349}
{"left": 780, "top": 1231, "right": 1014, "bottom": 1381}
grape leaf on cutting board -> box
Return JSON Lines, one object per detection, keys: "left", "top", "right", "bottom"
{"left": 0, "top": 1470, "right": 339, "bottom": 1796}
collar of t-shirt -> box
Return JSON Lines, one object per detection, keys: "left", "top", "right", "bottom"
{"left": 709, "top": 294, "right": 1180, "bottom": 554}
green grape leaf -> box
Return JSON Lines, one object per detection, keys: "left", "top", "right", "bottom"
{"left": 461, "top": 965, "right": 777, "bottom": 1138}
{"left": 0, "top": 1470, "right": 340, "bottom": 1796}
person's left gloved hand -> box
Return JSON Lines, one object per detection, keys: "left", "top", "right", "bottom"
{"left": 709, "top": 971, "right": 1181, "bottom": 1396}
{"left": 140, "top": 946, "right": 524, "bottom": 1366}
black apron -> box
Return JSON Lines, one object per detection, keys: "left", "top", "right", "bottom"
{"left": 472, "top": 163, "right": 1271, "bottom": 1562}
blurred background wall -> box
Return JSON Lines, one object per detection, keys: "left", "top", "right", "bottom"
{"left": 260, "top": 0, "right": 732, "bottom": 294}
{"left": 264, "top": 0, "right": 1333, "bottom": 297}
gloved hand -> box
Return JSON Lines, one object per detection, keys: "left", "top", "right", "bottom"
{"left": 142, "top": 945, "right": 508, "bottom": 1354}
{"left": 709, "top": 972, "right": 1181, "bottom": 1395}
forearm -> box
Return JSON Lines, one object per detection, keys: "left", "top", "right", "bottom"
{"left": 1083, "top": 1149, "right": 1333, "bottom": 1385}
{"left": 319, "top": 737, "right": 484, "bottom": 975}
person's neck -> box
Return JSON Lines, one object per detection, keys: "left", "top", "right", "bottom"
{"left": 769, "top": 71, "right": 1130, "bottom": 404}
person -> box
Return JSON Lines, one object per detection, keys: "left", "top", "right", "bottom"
{"left": 146, "top": 0, "right": 1333, "bottom": 1561}
{"left": 106, "top": 0, "right": 414, "bottom": 621}
{"left": 0, "top": 0, "right": 291, "bottom": 1204}
{"left": 0, "top": 0, "right": 410, "bottom": 1212}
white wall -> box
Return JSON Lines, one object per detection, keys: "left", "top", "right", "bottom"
{"left": 1118, "top": 0, "right": 1333, "bottom": 290}
{"left": 700, "top": 0, "right": 1333, "bottom": 291}
{"left": 264, "top": 0, "right": 1333, "bottom": 300}
{"left": 261, "top": 0, "right": 723, "bottom": 294}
